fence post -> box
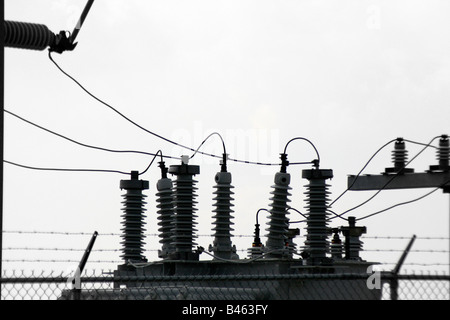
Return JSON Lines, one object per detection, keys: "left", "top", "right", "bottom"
{"left": 71, "top": 231, "right": 98, "bottom": 300}
{"left": 390, "top": 235, "right": 416, "bottom": 300}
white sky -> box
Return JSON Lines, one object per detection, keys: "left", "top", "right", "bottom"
{"left": 2, "top": 0, "right": 450, "bottom": 275}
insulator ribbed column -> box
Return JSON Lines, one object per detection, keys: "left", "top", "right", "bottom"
{"left": 341, "top": 217, "right": 366, "bottom": 261}
{"left": 302, "top": 169, "right": 333, "bottom": 265}
{"left": 209, "top": 171, "right": 238, "bottom": 260}
{"left": 330, "top": 230, "right": 343, "bottom": 260}
{"left": 156, "top": 174, "right": 175, "bottom": 260}
{"left": 437, "top": 135, "right": 449, "bottom": 170}
{"left": 4, "top": 21, "right": 55, "bottom": 51}
{"left": 265, "top": 171, "right": 292, "bottom": 258}
{"left": 168, "top": 163, "right": 200, "bottom": 261}
{"left": 119, "top": 171, "right": 149, "bottom": 263}
{"left": 385, "top": 138, "right": 414, "bottom": 174}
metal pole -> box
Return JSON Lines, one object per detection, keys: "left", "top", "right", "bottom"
{"left": 1, "top": 0, "right": 5, "bottom": 282}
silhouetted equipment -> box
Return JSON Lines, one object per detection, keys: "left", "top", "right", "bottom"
{"left": 3, "top": 0, "right": 94, "bottom": 53}
{"left": 168, "top": 157, "right": 200, "bottom": 261}
{"left": 209, "top": 159, "right": 238, "bottom": 260}
{"left": 120, "top": 171, "right": 149, "bottom": 263}
{"left": 348, "top": 135, "right": 450, "bottom": 193}
{"left": 302, "top": 168, "right": 333, "bottom": 265}
{"left": 156, "top": 161, "right": 175, "bottom": 259}
{"left": 340, "top": 217, "right": 366, "bottom": 261}
{"left": 265, "top": 154, "right": 292, "bottom": 258}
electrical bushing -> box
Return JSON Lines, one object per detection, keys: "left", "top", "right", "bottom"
{"left": 265, "top": 170, "right": 292, "bottom": 258}
{"left": 156, "top": 162, "right": 175, "bottom": 259}
{"left": 168, "top": 161, "right": 200, "bottom": 261}
{"left": 385, "top": 138, "right": 414, "bottom": 174}
{"left": 302, "top": 168, "right": 333, "bottom": 265}
{"left": 340, "top": 217, "right": 366, "bottom": 261}
{"left": 119, "top": 171, "right": 149, "bottom": 263}
{"left": 209, "top": 171, "right": 239, "bottom": 260}
{"left": 430, "top": 135, "right": 450, "bottom": 172}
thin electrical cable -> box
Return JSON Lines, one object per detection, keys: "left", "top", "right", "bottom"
{"left": 4, "top": 109, "right": 180, "bottom": 162}
{"left": 139, "top": 150, "right": 162, "bottom": 176}
{"left": 190, "top": 132, "right": 226, "bottom": 160}
{"left": 255, "top": 208, "right": 270, "bottom": 225}
{"left": 329, "top": 138, "right": 397, "bottom": 207}
{"left": 356, "top": 179, "right": 450, "bottom": 221}
{"left": 283, "top": 137, "right": 321, "bottom": 164}
{"left": 48, "top": 52, "right": 284, "bottom": 167}
{"left": 4, "top": 160, "right": 129, "bottom": 175}
{"left": 331, "top": 135, "right": 442, "bottom": 220}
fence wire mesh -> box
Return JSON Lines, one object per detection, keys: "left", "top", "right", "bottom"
{"left": 1, "top": 270, "right": 448, "bottom": 300}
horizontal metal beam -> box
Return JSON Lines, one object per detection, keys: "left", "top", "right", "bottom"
{"left": 347, "top": 171, "right": 450, "bottom": 191}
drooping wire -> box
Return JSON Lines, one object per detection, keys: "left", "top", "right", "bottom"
{"left": 255, "top": 208, "right": 270, "bottom": 225}
{"left": 329, "top": 138, "right": 397, "bottom": 207}
{"left": 356, "top": 181, "right": 449, "bottom": 221}
{"left": 4, "top": 160, "right": 130, "bottom": 175}
{"left": 139, "top": 150, "right": 163, "bottom": 176}
{"left": 331, "top": 135, "right": 442, "bottom": 220}
{"left": 4, "top": 109, "right": 180, "bottom": 162}
{"left": 190, "top": 132, "right": 226, "bottom": 160}
{"left": 48, "top": 52, "right": 283, "bottom": 167}
{"left": 283, "top": 137, "right": 321, "bottom": 166}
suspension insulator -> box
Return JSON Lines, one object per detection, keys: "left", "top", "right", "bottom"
{"left": 4, "top": 21, "right": 56, "bottom": 51}
{"left": 385, "top": 138, "right": 414, "bottom": 174}
{"left": 168, "top": 163, "right": 200, "bottom": 261}
{"left": 265, "top": 171, "right": 292, "bottom": 258}
{"left": 156, "top": 174, "right": 175, "bottom": 260}
{"left": 209, "top": 171, "right": 238, "bottom": 260}
{"left": 302, "top": 169, "right": 333, "bottom": 265}
{"left": 119, "top": 171, "right": 149, "bottom": 263}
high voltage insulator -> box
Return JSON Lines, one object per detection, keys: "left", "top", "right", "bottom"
{"left": 265, "top": 154, "right": 292, "bottom": 258}
{"left": 330, "top": 229, "right": 343, "bottom": 260}
{"left": 156, "top": 161, "right": 175, "bottom": 260}
{"left": 4, "top": 21, "right": 56, "bottom": 51}
{"left": 340, "top": 217, "right": 366, "bottom": 261}
{"left": 209, "top": 169, "right": 238, "bottom": 260}
{"left": 119, "top": 171, "right": 149, "bottom": 263}
{"left": 302, "top": 168, "right": 333, "bottom": 265}
{"left": 169, "top": 158, "right": 200, "bottom": 261}
{"left": 430, "top": 134, "right": 450, "bottom": 172}
{"left": 385, "top": 138, "right": 414, "bottom": 174}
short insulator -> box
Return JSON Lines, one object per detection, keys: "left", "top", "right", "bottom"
{"left": 340, "top": 217, "right": 367, "bottom": 261}
{"left": 248, "top": 223, "right": 264, "bottom": 258}
{"left": 5, "top": 21, "right": 55, "bottom": 51}
{"left": 209, "top": 171, "right": 238, "bottom": 260}
{"left": 437, "top": 135, "right": 450, "bottom": 170}
{"left": 119, "top": 172, "right": 149, "bottom": 263}
{"left": 385, "top": 138, "right": 414, "bottom": 174}
{"left": 302, "top": 169, "right": 333, "bottom": 265}
{"left": 330, "top": 230, "right": 343, "bottom": 260}
{"left": 156, "top": 177, "right": 175, "bottom": 259}
{"left": 168, "top": 163, "right": 200, "bottom": 260}
{"left": 265, "top": 171, "right": 292, "bottom": 258}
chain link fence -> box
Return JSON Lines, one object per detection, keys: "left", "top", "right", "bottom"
{"left": 1, "top": 270, "right": 448, "bottom": 300}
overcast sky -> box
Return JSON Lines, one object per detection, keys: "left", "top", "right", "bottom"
{"left": 2, "top": 0, "right": 450, "bottom": 274}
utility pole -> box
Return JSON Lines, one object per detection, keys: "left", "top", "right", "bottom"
{"left": 1, "top": 0, "right": 5, "bottom": 281}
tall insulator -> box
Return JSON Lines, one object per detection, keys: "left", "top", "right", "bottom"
{"left": 168, "top": 158, "right": 200, "bottom": 261}
{"left": 430, "top": 135, "right": 450, "bottom": 172}
{"left": 265, "top": 154, "right": 292, "bottom": 258}
{"left": 302, "top": 168, "right": 333, "bottom": 265}
{"left": 119, "top": 171, "right": 149, "bottom": 263}
{"left": 209, "top": 170, "right": 238, "bottom": 260}
{"left": 156, "top": 161, "right": 175, "bottom": 259}
{"left": 385, "top": 138, "right": 414, "bottom": 174}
